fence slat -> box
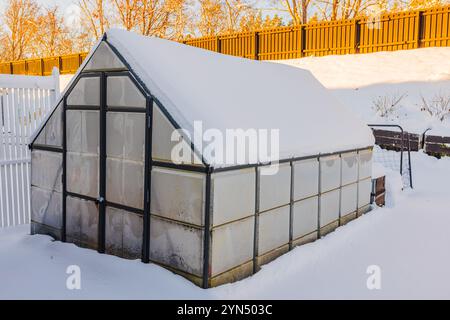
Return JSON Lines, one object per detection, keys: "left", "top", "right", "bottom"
{"left": 0, "top": 72, "right": 58, "bottom": 227}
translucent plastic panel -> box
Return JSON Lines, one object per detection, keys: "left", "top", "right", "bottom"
{"left": 67, "top": 77, "right": 100, "bottom": 106}
{"left": 211, "top": 216, "right": 254, "bottom": 276}
{"left": 106, "top": 112, "right": 145, "bottom": 162}
{"left": 31, "top": 150, "right": 62, "bottom": 192}
{"left": 293, "top": 158, "right": 319, "bottom": 201}
{"left": 106, "top": 158, "right": 144, "bottom": 209}
{"left": 84, "top": 42, "right": 127, "bottom": 72}
{"left": 341, "top": 152, "right": 358, "bottom": 185}
{"left": 359, "top": 150, "right": 373, "bottom": 179}
{"left": 259, "top": 164, "right": 291, "bottom": 212}
{"left": 292, "top": 196, "right": 318, "bottom": 239}
{"left": 320, "top": 189, "right": 340, "bottom": 227}
{"left": 152, "top": 103, "right": 203, "bottom": 164}
{"left": 66, "top": 110, "right": 99, "bottom": 154}
{"left": 31, "top": 186, "right": 62, "bottom": 229}
{"left": 150, "top": 167, "right": 204, "bottom": 226}
{"left": 320, "top": 155, "right": 341, "bottom": 192}
{"left": 358, "top": 178, "right": 372, "bottom": 208}
{"left": 107, "top": 76, "right": 146, "bottom": 108}
{"left": 150, "top": 216, "right": 204, "bottom": 276}
{"left": 105, "top": 207, "right": 142, "bottom": 259}
{"left": 258, "top": 205, "right": 290, "bottom": 255}
{"left": 341, "top": 183, "right": 357, "bottom": 216}
{"left": 66, "top": 196, "right": 98, "bottom": 248}
{"left": 66, "top": 109, "right": 99, "bottom": 198}
{"left": 44, "top": 103, "right": 63, "bottom": 146}
{"left": 34, "top": 102, "right": 63, "bottom": 147}
{"left": 67, "top": 152, "right": 99, "bottom": 198}
{"left": 66, "top": 110, "right": 82, "bottom": 152}
{"left": 212, "top": 168, "right": 255, "bottom": 226}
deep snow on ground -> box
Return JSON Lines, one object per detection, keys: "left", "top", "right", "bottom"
{"left": 1, "top": 151, "right": 450, "bottom": 299}
{"left": 279, "top": 47, "right": 450, "bottom": 136}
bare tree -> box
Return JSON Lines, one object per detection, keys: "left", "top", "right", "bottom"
{"left": 284, "top": 0, "right": 312, "bottom": 24}
{"left": 32, "top": 6, "right": 74, "bottom": 57}
{"left": 196, "top": 0, "right": 226, "bottom": 36}
{"left": 111, "top": 0, "right": 142, "bottom": 31}
{"left": 0, "top": 0, "right": 39, "bottom": 61}
{"left": 313, "top": 0, "right": 390, "bottom": 21}
{"left": 78, "top": 0, "right": 110, "bottom": 41}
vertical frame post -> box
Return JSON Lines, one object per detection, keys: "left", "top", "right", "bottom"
{"left": 253, "top": 165, "right": 260, "bottom": 274}
{"left": 338, "top": 154, "right": 342, "bottom": 226}
{"left": 317, "top": 156, "right": 322, "bottom": 238}
{"left": 62, "top": 97, "right": 67, "bottom": 242}
{"left": 289, "top": 160, "right": 294, "bottom": 250}
{"left": 98, "top": 72, "right": 107, "bottom": 253}
{"left": 202, "top": 168, "right": 212, "bottom": 288}
{"left": 142, "top": 97, "right": 153, "bottom": 263}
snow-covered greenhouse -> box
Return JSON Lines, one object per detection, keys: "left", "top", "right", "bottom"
{"left": 29, "top": 29, "right": 375, "bottom": 288}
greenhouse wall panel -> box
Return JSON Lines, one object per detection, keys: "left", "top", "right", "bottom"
{"left": 292, "top": 196, "right": 318, "bottom": 240}
{"left": 150, "top": 215, "right": 204, "bottom": 277}
{"left": 259, "top": 164, "right": 291, "bottom": 212}
{"left": 211, "top": 168, "right": 255, "bottom": 227}
{"left": 258, "top": 205, "right": 290, "bottom": 255}
{"left": 293, "top": 158, "right": 319, "bottom": 201}
{"left": 211, "top": 215, "right": 254, "bottom": 276}
{"left": 150, "top": 167, "right": 205, "bottom": 226}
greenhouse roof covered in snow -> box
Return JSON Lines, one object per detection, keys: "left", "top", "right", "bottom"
{"left": 31, "top": 28, "right": 374, "bottom": 168}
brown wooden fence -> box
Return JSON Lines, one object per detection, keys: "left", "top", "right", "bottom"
{"left": 1, "top": 5, "right": 449, "bottom": 75}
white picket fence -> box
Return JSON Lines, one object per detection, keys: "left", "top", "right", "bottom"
{"left": 0, "top": 69, "right": 59, "bottom": 227}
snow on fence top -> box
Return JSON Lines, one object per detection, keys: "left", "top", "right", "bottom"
{"left": 108, "top": 29, "right": 374, "bottom": 161}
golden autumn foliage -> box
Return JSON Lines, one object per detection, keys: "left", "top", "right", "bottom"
{"left": 0, "top": 0, "right": 448, "bottom": 61}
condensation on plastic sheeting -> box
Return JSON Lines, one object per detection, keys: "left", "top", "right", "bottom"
{"left": 31, "top": 150, "right": 62, "bottom": 192}
{"left": 259, "top": 164, "right": 291, "bottom": 213}
{"left": 341, "top": 183, "right": 357, "bottom": 215}
{"left": 293, "top": 158, "right": 319, "bottom": 201}
{"left": 258, "top": 205, "right": 290, "bottom": 255}
{"left": 106, "top": 112, "right": 145, "bottom": 161}
{"left": 31, "top": 186, "right": 62, "bottom": 230}
{"left": 66, "top": 196, "right": 98, "bottom": 249}
{"left": 106, "top": 159, "right": 144, "bottom": 209}
{"left": 84, "top": 42, "right": 127, "bottom": 72}
{"left": 358, "top": 178, "right": 372, "bottom": 208}
{"left": 359, "top": 150, "right": 373, "bottom": 179}
{"left": 320, "top": 155, "right": 341, "bottom": 192}
{"left": 34, "top": 102, "right": 63, "bottom": 147}
{"left": 292, "top": 196, "right": 318, "bottom": 240}
{"left": 106, "top": 112, "right": 145, "bottom": 209}
{"left": 150, "top": 167, "right": 205, "bottom": 226}
{"left": 150, "top": 215, "right": 204, "bottom": 277}
{"left": 320, "top": 189, "right": 340, "bottom": 227}
{"left": 151, "top": 104, "right": 203, "bottom": 164}
{"left": 67, "top": 77, "right": 100, "bottom": 106}
{"left": 67, "top": 152, "right": 99, "bottom": 198}
{"left": 105, "top": 206, "right": 142, "bottom": 259}
{"left": 341, "top": 152, "right": 358, "bottom": 185}
{"left": 66, "top": 110, "right": 99, "bottom": 198}
{"left": 211, "top": 216, "right": 254, "bottom": 276}
{"left": 66, "top": 110, "right": 99, "bottom": 154}
{"left": 107, "top": 76, "right": 146, "bottom": 108}
{"left": 211, "top": 168, "right": 255, "bottom": 227}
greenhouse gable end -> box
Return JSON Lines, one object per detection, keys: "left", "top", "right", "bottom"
{"left": 29, "top": 29, "right": 374, "bottom": 288}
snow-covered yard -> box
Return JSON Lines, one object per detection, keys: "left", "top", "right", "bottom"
{"left": 1, "top": 151, "right": 450, "bottom": 299}
{"left": 279, "top": 47, "right": 450, "bottom": 136}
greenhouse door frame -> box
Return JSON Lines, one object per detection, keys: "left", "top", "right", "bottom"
{"left": 62, "top": 70, "right": 152, "bottom": 262}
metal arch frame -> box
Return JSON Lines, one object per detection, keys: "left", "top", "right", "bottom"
{"left": 368, "top": 124, "right": 413, "bottom": 189}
